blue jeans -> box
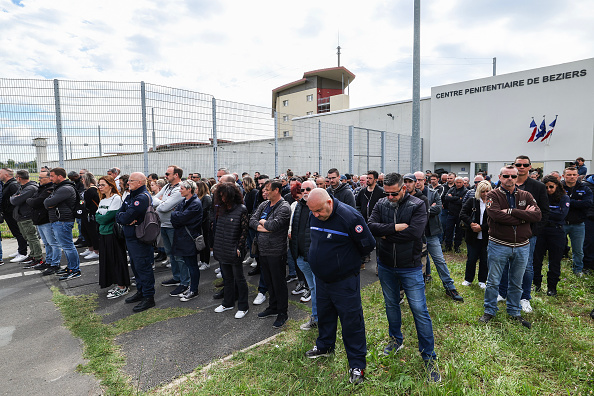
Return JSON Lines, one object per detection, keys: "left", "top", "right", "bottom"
{"left": 564, "top": 223, "right": 585, "bottom": 274}
{"left": 287, "top": 248, "right": 297, "bottom": 277}
{"left": 498, "top": 236, "right": 536, "bottom": 300}
{"left": 184, "top": 255, "right": 200, "bottom": 293}
{"left": 161, "top": 227, "right": 189, "bottom": 286}
{"left": 51, "top": 221, "right": 80, "bottom": 271}
{"left": 484, "top": 241, "right": 529, "bottom": 317}
{"left": 38, "top": 223, "right": 62, "bottom": 267}
{"left": 296, "top": 256, "right": 317, "bottom": 321}
{"left": 377, "top": 263, "right": 437, "bottom": 361}
{"left": 425, "top": 235, "right": 455, "bottom": 290}
{"left": 126, "top": 237, "right": 155, "bottom": 297}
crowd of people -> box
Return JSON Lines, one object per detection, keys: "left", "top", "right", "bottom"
{"left": 0, "top": 155, "right": 592, "bottom": 385}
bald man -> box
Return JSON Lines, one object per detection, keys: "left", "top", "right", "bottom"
{"left": 304, "top": 188, "right": 375, "bottom": 385}
{"left": 116, "top": 172, "right": 157, "bottom": 313}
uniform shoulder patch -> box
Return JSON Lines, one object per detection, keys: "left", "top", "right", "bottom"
{"left": 566, "top": 201, "right": 570, "bottom": 207}
{"left": 486, "top": 198, "right": 492, "bottom": 208}
{"left": 134, "top": 201, "right": 140, "bottom": 206}
{"left": 355, "top": 224, "right": 363, "bottom": 233}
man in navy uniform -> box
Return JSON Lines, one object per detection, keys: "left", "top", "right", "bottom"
{"left": 304, "top": 188, "right": 375, "bottom": 385}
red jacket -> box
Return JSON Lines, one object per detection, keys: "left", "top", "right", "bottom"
{"left": 486, "top": 187, "right": 541, "bottom": 247}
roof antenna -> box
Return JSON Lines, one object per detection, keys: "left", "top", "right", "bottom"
{"left": 336, "top": 31, "right": 341, "bottom": 67}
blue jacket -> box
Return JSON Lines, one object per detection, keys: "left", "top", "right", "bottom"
{"left": 171, "top": 194, "right": 203, "bottom": 257}
{"left": 116, "top": 185, "right": 151, "bottom": 238}
{"left": 547, "top": 195, "right": 570, "bottom": 226}
{"left": 368, "top": 193, "right": 427, "bottom": 269}
{"left": 308, "top": 198, "right": 375, "bottom": 283}
{"left": 562, "top": 180, "right": 593, "bottom": 224}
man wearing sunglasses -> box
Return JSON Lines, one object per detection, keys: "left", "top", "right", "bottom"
{"left": 497, "top": 155, "right": 549, "bottom": 314}
{"left": 367, "top": 173, "right": 441, "bottom": 382}
{"left": 479, "top": 165, "right": 541, "bottom": 329}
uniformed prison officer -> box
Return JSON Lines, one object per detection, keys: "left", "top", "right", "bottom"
{"left": 116, "top": 172, "right": 156, "bottom": 313}
{"left": 304, "top": 188, "right": 375, "bottom": 385}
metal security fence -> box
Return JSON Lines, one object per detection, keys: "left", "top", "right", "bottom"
{"left": 0, "top": 78, "right": 418, "bottom": 179}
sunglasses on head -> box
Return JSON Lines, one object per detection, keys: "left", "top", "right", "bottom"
{"left": 514, "top": 163, "right": 531, "bottom": 168}
{"left": 300, "top": 187, "right": 312, "bottom": 192}
{"left": 501, "top": 174, "right": 518, "bottom": 179}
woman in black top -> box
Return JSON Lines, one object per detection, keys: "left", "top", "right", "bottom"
{"left": 242, "top": 176, "right": 258, "bottom": 265}
{"left": 533, "top": 175, "right": 570, "bottom": 296}
{"left": 196, "top": 181, "right": 212, "bottom": 270}
{"left": 80, "top": 172, "right": 100, "bottom": 260}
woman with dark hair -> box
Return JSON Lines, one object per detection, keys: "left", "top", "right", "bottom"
{"left": 213, "top": 182, "right": 250, "bottom": 318}
{"left": 242, "top": 176, "right": 258, "bottom": 265}
{"left": 170, "top": 180, "right": 203, "bottom": 301}
{"left": 196, "top": 181, "right": 212, "bottom": 270}
{"left": 119, "top": 174, "right": 130, "bottom": 201}
{"left": 80, "top": 172, "right": 100, "bottom": 260}
{"left": 95, "top": 176, "right": 129, "bottom": 299}
{"left": 532, "top": 175, "right": 570, "bottom": 296}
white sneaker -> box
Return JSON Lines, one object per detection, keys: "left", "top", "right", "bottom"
{"left": 214, "top": 268, "right": 221, "bottom": 274}
{"left": 478, "top": 282, "right": 487, "bottom": 290}
{"left": 497, "top": 294, "right": 506, "bottom": 303}
{"left": 461, "top": 280, "right": 471, "bottom": 286}
{"left": 198, "top": 262, "right": 210, "bottom": 271}
{"left": 214, "top": 304, "right": 233, "bottom": 313}
{"left": 8, "top": 251, "right": 19, "bottom": 258}
{"left": 242, "top": 257, "right": 253, "bottom": 265}
{"left": 235, "top": 309, "right": 248, "bottom": 319}
{"left": 216, "top": 272, "right": 222, "bottom": 278}
{"left": 520, "top": 299, "right": 533, "bottom": 313}
{"left": 250, "top": 260, "right": 258, "bottom": 268}
{"left": 253, "top": 292, "right": 266, "bottom": 305}
{"left": 85, "top": 252, "right": 99, "bottom": 259}
{"left": 10, "top": 254, "right": 29, "bottom": 263}
{"left": 80, "top": 248, "right": 91, "bottom": 256}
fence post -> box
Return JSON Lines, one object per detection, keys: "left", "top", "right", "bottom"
{"left": 98, "top": 125, "right": 103, "bottom": 156}
{"left": 140, "top": 81, "right": 149, "bottom": 174}
{"left": 318, "top": 120, "right": 322, "bottom": 174}
{"left": 381, "top": 130, "right": 386, "bottom": 174}
{"left": 366, "top": 129, "right": 370, "bottom": 173}
{"left": 53, "top": 79, "right": 65, "bottom": 168}
{"left": 212, "top": 97, "right": 218, "bottom": 177}
{"left": 348, "top": 126, "right": 354, "bottom": 174}
{"left": 274, "top": 110, "right": 279, "bottom": 177}
{"left": 151, "top": 107, "right": 156, "bottom": 151}
{"left": 397, "top": 134, "right": 401, "bottom": 173}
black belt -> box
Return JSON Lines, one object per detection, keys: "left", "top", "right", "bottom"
{"left": 327, "top": 271, "right": 359, "bottom": 284}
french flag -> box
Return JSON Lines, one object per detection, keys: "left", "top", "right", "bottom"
{"left": 541, "top": 116, "right": 558, "bottom": 141}
{"left": 527, "top": 119, "right": 538, "bottom": 142}
{"left": 533, "top": 118, "right": 547, "bottom": 142}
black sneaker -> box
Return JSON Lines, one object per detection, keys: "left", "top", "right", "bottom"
{"left": 478, "top": 313, "right": 494, "bottom": 324}
{"left": 291, "top": 282, "right": 307, "bottom": 295}
{"left": 125, "top": 292, "right": 144, "bottom": 304}
{"left": 300, "top": 289, "right": 312, "bottom": 303}
{"left": 59, "top": 270, "right": 81, "bottom": 281}
{"left": 590, "top": 309, "right": 594, "bottom": 320}
{"left": 213, "top": 289, "right": 224, "bottom": 299}
{"left": 247, "top": 267, "right": 260, "bottom": 276}
{"left": 0, "top": 260, "right": 4, "bottom": 266}
{"left": 383, "top": 337, "right": 403, "bottom": 356}
{"left": 547, "top": 289, "right": 557, "bottom": 297}
{"left": 32, "top": 260, "right": 50, "bottom": 271}
{"left": 258, "top": 307, "right": 279, "bottom": 318}
{"left": 161, "top": 278, "right": 180, "bottom": 287}
{"left": 285, "top": 275, "right": 298, "bottom": 283}
{"left": 425, "top": 360, "right": 441, "bottom": 383}
{"left": 445, "top": 288, "right": 464, "bottom": 302}
{"left": 55, "top": 267, "right": 69, "bottom": 276}
{"left": 348, "top": 368, "right": 365, "bottom": 385}
{"left": 42, "top": 266, "right": 60, "bottom": 276}
{"left": 23, "top": 258, "right": 41, "bottom": 269}
{"left": 21, "top": 256, "right": 34, "bottom": 265}
{"left": 305, "top": 346, "right": 332, "bottom": 359}
{"left": 169, "top": 284, "right": 189, "bottom": 297}
{"left": 510, "top": 315, "right": 531, "bottom": 329}
{"left": 272, "top": 313, "right": 288, "bottom": 328}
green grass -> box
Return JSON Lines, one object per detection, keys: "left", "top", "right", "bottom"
{"left": 51, "top": 287, "right": 196, "bottom": 395}
{"left": 154, "top": 251, "right": 594, "bottom": 396}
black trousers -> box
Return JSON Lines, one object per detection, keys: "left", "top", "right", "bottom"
{"left": 220, "top": 259, "right": 249, "bottom": 311}
{"left": 4, "top": 212, "right": 27, "bottom": 255}
{"left": 465, "top": 237, "right": 488, "bottom": 283}
{"left": 259, "top": 254, "right": 288, "bottom": 314}
{"left": 533, "top": 225, "right": 565, "bottom": 290}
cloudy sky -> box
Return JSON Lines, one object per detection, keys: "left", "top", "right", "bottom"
{"left": 1, "top": 0, "right": 593, "bottom": 110}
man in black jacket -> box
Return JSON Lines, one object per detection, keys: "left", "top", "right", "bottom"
{"left": 368, "top": 173, "right": 441, "bottom": 383}
{"left": 44, "top": 167, "right": 81, "bottom": 281}
{"left": 9, "top": 170, "right": 42, "bottom": 267}
{"left": 26, "top": 170, "right": 61, "bottom": 274}
{"left": 326, "top": 168, "right": 356, "bottom": 208}
{"left": 498, "top": 155, "right": 549, "bottom": 314}
{"left": 443, "top": 177, "right": 467, "bottom": 252}
{"left": 355, "top": 170, "right": 384, "bottom": 268}
{"left": 0, "top": 168, "right": 28, "bottom": 261}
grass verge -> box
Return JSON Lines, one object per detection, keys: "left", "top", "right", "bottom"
{"left": 51, "top": 287, "right": 195, "bottom": 395}
{"left": 155, "top": 253, "right": 594, "bottom": 395}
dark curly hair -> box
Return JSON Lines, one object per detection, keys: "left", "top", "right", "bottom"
{"left": 214, "top": 182, "right": 244, "bottom": 216}
{"left": 542, "top": 175, "right": 565, "bottom": 203}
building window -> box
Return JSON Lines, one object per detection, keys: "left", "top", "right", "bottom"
{"left": 282, "top": 100, "right": 289, "bottom": 107}
{"left": 283, "top": 130, "right": 290, "bottom": 137}
{"left": 306, "top": 111, "right": 313, "bottom": 115}
{"left": 282, "top": 115, "right": 289, "bottom": 122}
{"left": 306, "top": 94, "right": 313, "bottom": 102}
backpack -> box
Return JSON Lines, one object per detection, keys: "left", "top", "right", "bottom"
{"left": 135, "top": 192, "right": 161, "bottom": 244}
